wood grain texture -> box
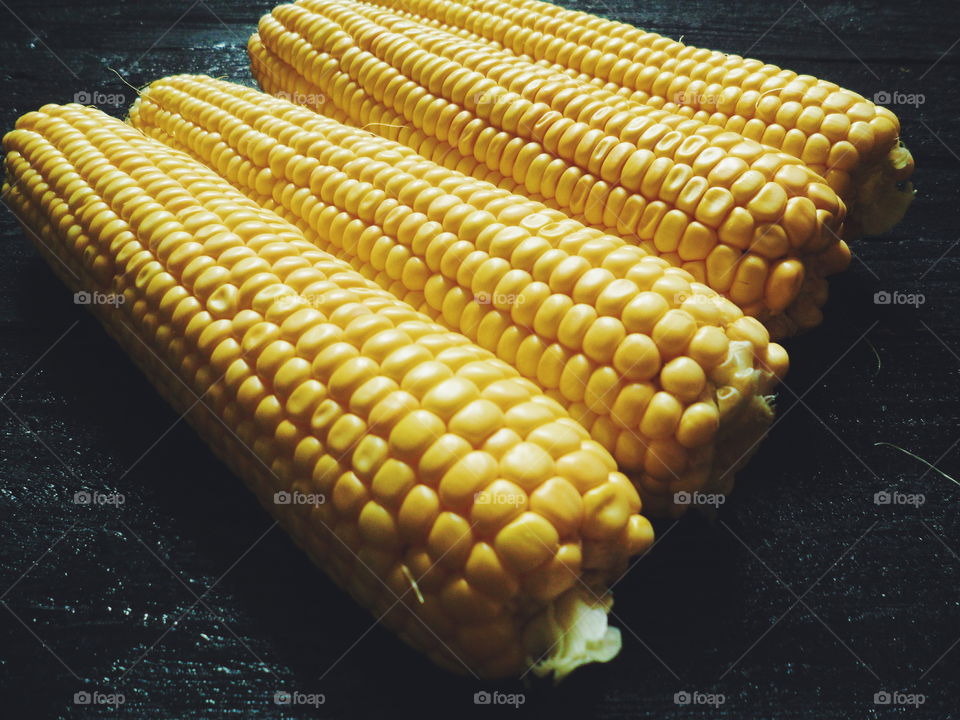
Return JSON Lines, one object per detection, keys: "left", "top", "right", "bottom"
{"left": 0, "top": 0, "right": 958, "bottom": 717}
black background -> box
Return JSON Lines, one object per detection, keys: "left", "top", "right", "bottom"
{"left": 1, "top": 0, "right": 958, "bottom": 718}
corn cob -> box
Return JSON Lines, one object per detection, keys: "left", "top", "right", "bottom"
{"left": 248, "top": 0, "right": 853, "bottom": 335}
{"left": 128, "top": 73, "right": 787, "bottom": 518}
{"left": 365, "top": 0, "right": 915, "bottom": 237}
{"left": 3, "top": 102, "right": 658, "bottom": 679}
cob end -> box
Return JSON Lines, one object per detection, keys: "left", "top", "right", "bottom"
{"left": 853, "top": 142, "right": 915, "bottom": 237}
{"left": 701, "top": 341, "right": 778, "bottom": 498}
{"left": 524, "top": 587, "right": 622, "bottom": 683}
{"left": 708, "top": 391, "right": 777, "bottom": 498}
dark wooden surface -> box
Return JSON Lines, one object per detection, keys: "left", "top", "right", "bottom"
{"left": 1, "top": 0, "right": 958, "bottom": 717}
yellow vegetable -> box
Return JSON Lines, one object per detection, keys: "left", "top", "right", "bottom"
{"left": 129, "top": 74, "right": 788, "bottom": 517}
{"left": 364, "top": 0, "right": 915, "bottom": 237}
{"left": 3, "top": 102, "right": 656, "bottom": 679}
{"left": 247, "top": 0, "right": 853, "bottom": 335}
